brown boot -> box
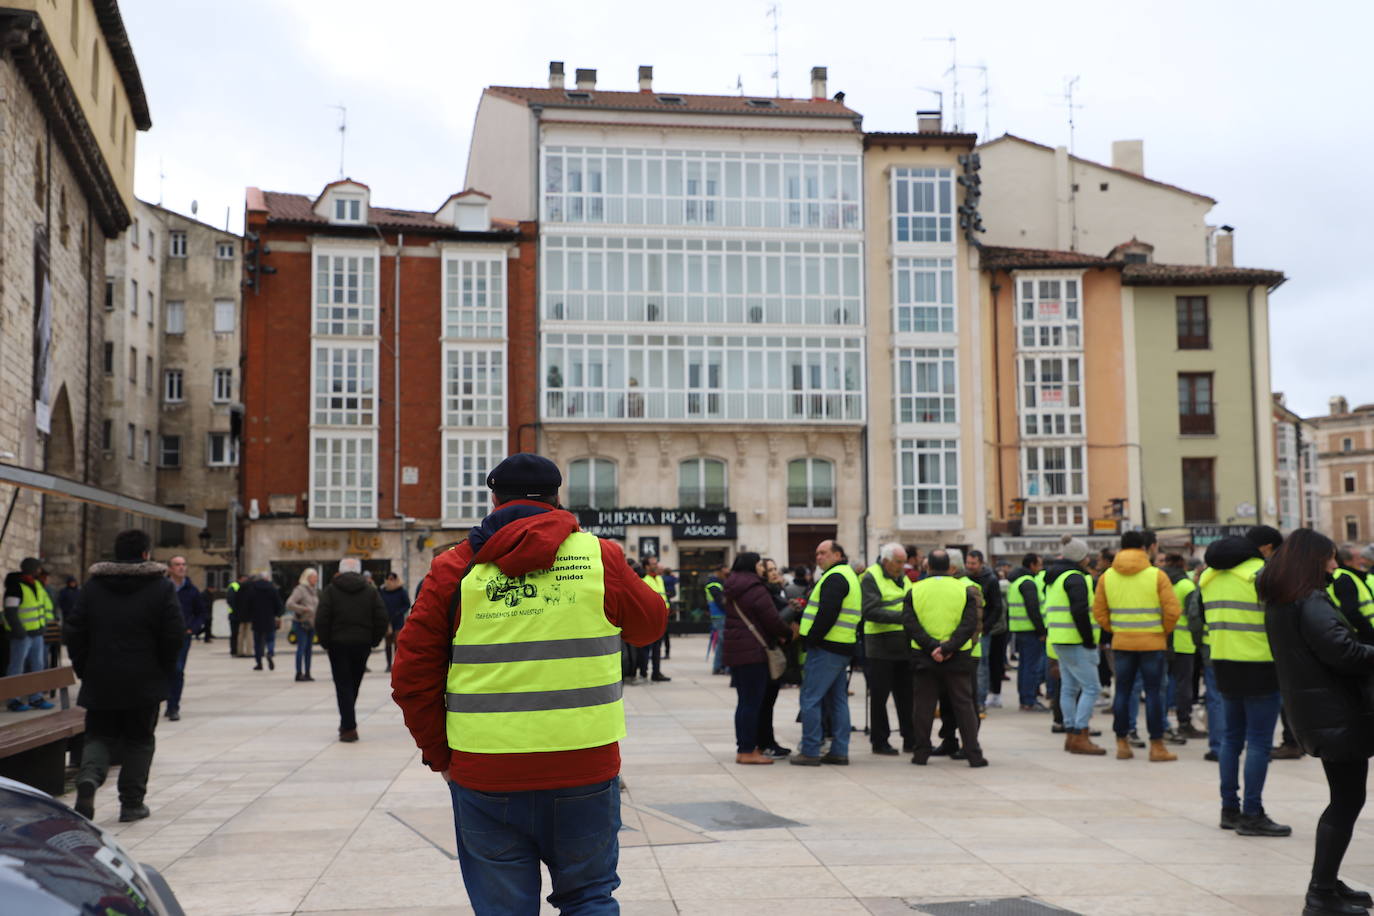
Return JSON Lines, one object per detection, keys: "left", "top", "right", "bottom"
{"left": 1116, "top": 737, "right": 1134, "bottom": 759}
{"left": 735, "top": 750, "right": 775, "bottom": 765}
{"left": 1064, "top": 729, "right": 1075, "bottom": 752}
{"left": 1071, "top": 729, "right": 1107, "bottom": 756}
{"left": 1149, "top": 739, "right": 1177, "bottom": 762}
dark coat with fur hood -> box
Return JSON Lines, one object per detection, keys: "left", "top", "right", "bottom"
{"left": 63, "top": 561, "right": 184, "bottom": 709}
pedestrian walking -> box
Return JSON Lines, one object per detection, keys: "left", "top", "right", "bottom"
{"left": 65, "top": 529, "right": 183, "bottom": 823}
{"left": 1260, "top": 528, "right": 1374, "bottom": 915}
{"left": 723, "top": 552, "right": 790, "bottom": 765}
{"left": 287, "top": 568, "right": 319, "bottom": 682}
{"left": 391, "top": 453, "right": 666, "bottom": 913}
{"left": 380, "top": 571, "right": 410, "bottom": 672}
{"left": 316, "top": 557, "right": 387, "bottom": 741}
{"left": 239, "top": 570, "right": 285, "bottom": 670}
{"left": 860, "top": 543, "right": 914, "bottom": 755}
{"left": 5, "top": 557, "right": 54, "bottom": 711}
{"left": 164, "top": 556, "right": 209, "bottom": 721}
{"left": 791, "top": 540, "right": 860, "bottom": 767}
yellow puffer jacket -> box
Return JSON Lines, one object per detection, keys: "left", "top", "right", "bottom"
{"left": 1091, "top": 548, "right": 1181, "bottom": 652}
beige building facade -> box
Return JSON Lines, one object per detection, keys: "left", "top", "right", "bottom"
{"left": 1272, "top": 393, "right": 1316, "bottom": 533}
{"left": 1311, "top": 397, "right": 1374, "bottom": 544}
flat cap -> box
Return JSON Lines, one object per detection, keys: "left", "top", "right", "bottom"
{"left": 487, "top": 453, "right": 562, "bottom": 496}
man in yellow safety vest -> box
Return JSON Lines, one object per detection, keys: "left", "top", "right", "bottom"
{"left": 906, "top": 549, "right": 985, "bottom": 766}
{"left": 5, "top": 557, "right": 56, "bottom": 711}
{"left": 638, "top": 556, "right": 671, "bottom": 683}
{"left": 790, "top": 539, "right": 861, "bottom": 766}
{"left": 859, "top": 543, "right": 913, "bottom": 755}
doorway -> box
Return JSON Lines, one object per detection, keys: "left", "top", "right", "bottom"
{"left": 675, "top": 547, "right": 728, "bottom": 633}
{"left": 787, "top": 524, "right": 836, "bottom": 572}
{"left": 270, "top": 559, "right": 393, "bottom": 599}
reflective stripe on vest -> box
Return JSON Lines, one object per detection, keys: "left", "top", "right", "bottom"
{"left": 861, "top": 564, "right": 908, "bottom": 635}
{"left": 800, "top": 564, "right": 861, "bottom": 644}
{"left": 1200, "top": 558, "right": 1270, "bottom": 663}
{"left": 909, "top": 575, "right": 972, "bottom": 651}
{"left": 1101, "top": 567, "right": 1164, "bottom": 634}
{"left": 1044, "top": 570, "right": 1099, "bottom": 646}
{"left": 956, "top": 576, "right": 982, "bottom": 657}
{"left": 1326, "top": 568, "right": 1374, "bottom": 622}
{"left": 1007, "top": 574, "right": 1037, "bottom": 632}
{"left": 445, "top": 531, "right": 625, "bottom": 754}
{"left": 1172, "top": 578, "right": 1197, "bottom": 654}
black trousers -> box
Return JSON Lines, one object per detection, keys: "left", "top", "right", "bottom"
{"left": 327, "top": 644, "right": 371, "bottom": 732}
{"left": 986, "top": 633, "right": 1008, "bottom": 695}
{"left": 756, "top": 675, "right": 782, "bottom": 750}
{"left": 912, "top": 656, "right": 980, "bottom": 755}
{"left": 731, "top": 662, "right": 768, "bottom": 753}
{"left": 866, "top": 656, "right": 914, "bottom": 749}
{"left": 1313, "top": 758, "right": 1368, "bottom": 888}
{"left": 79, "top": 704, "right": 159, "bottom": 806}
{"left": 1171, "top": 652, "right": 1196, "bottom": 722}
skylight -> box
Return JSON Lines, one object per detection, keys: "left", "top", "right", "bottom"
{"left": 746, "top": 98, "right": 777, "bottom": 108}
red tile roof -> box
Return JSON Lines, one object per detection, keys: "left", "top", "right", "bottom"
{"left": 486, "top": 85, "right": 860, "bottom": 120}
{"left": 1122, "top": 262, "right": 1286, "bottom": 288}
{"left": 258, "top": 192, "right": 460, "bottom": 232}
{"left": 980, "top": 246, "right": 1118, "bottom": 270}
{"left": 979, "top": 134, "right": 1217, "bottom": 204}
{"left": 865, "top": 131, "right": 979, "bottom": 147}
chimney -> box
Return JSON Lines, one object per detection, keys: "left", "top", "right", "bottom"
{"left": 548, "top": 61, "right": 565, "bottom": 89}
{"left": 1332, "top": 396, "right": 1350, "bottom": 416}
{"left": 575, "top": 68, "right": 596, "bottom": 91}
{"left": 638, "top": 65, "right": 653, "bottom": 93}
{"left": 1111, "top": 140, "right": 1144, "bottom": 175}
{"left": 917, "top": 110, "right": 942, "bottom": 133}
{"left": 1215, "top": 226, "right": 1235, "bottom": 267}
{"left": 810, "top": 66, "right": 827, "bottom": 100}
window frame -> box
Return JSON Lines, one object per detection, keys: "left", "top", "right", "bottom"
{"left": 158, "top": 435, "right": 181, "bottom": 468}
{"left": 1178, "top": 371, "right": 1215, "bottom": 435}
{"left": 165, "top": 300, "right": 185, "bottom": 335}
{"left": 312, "top": 246, "right": 379, "bottom": 337}
{"left": 215, "top": 241, "right": 236, "bottom": 260}
{"left": 1343, "top": 471, "right": 1357, "bottom": 494}
{"left": 330, "top": 195, "right": 365, "bottom": 225}
{"left": 443, "top": 252, "right": 507, "bottom": 339}
{"left": 213, "top": 299, "right": 235, "bottom": 334}
{"left": 892, "top": 257, "right": 955, "bottom": 334}
{"left": 1016, "top": 276, "right": 1083, "bottom": 350}
{"left": 311, "top": 342, "right": 377, "bottom": 427}
{"left": 213, "top": 368, "right": 234, "bottom": 404}
{"left": 896, "top": 438, "right": 960, "bottom": 521}
{"left": 567, "top": 457, "right": 618, "bottom": 510}
{"left": 678, "top": 457, "right": 728, "bottom": 509}
{"left": 1176, "top": 296, "right": 1210, "bottom": 350}
{"left": 169, "top": 231, "right": 187, "bottom": 258}
{"left": 309, "top": 432, "right": 375, "bottom": 524}
{"left": 441, "top": 433, "right": 503, "bottom": 525}
{"left": 894, "top": 347, "right": 957, "bottom": 424}
{"left": 1023, "top": 444, "right": 1087, "bottom": 501}
{"left": 1182, "top": 457, "right": 1217, "bottom": 523}
{"left": 1018, "top": 355, "right": 1084, "bottom": 437}
{"left": 443, "top": 345, "right": 505, "bottom": 428}
{"left": 1346, "top": 515, "right": 1360, "bottom": 542}
{"left": 890, "top": 167, "right": 954, "bottom": 244}
{"left": 163, "top": 368, "right": 184, "bottom": 404}
{"left": 787, "top": 457, "right": 836, "bottom": 517}
{"left": 207, "top": 432, "right": 240, "bottom": 467}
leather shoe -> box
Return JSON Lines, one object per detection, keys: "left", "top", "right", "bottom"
{"left": 965, "top": 753, "right": 989, "bottom": 768}
{"left": 736, "top": 750, "right": 774, "bottom": 765}
{"left": 339, "top": 729, "right": 359, "bottom": 743}
{"left": 820, "top": 754, "right": 849, "bottom": 765}
{"left": 166, "top": 709, "right": 180, "bottom": 721}
{"left": 1304, "top": 885, "right": 1368, "bottom": 915}
{"left": 1205, "top": 750, "right": 1219, "bottom": 761}
{"left": 1236, "top": 811, "right": 1291, "bottom": 837}
{"left": 910, "top": 750, "right": 930, "bottom": 765}
{"left": 1336, "top": 881, "right": 1374, "bottom": 908}
{"left": 931, "top": 742, "right": 958, "bottom": 756}
{"left": 871, "top": 745, "right": 900, "bottom": 756}
{"left": 119, "top": 804, "right": 150, "bottom": 823}
{"left": 789, "top": 754, "right": 823, "bottom": 767}
{"left": 1272, "top": 742, "right": 1305, "bottom": 760}
{"left": 74, "top": 782, "right": 96, "bottom": 819}
{"left": 1219, "top": 807, "right": 1240, "bottom": 830}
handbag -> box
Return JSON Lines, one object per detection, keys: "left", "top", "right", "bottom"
{"left": 731, "top": 599, "right": 786, "bottom": 680}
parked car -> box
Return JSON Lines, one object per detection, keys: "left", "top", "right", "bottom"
{"left": 0, "top": 775, "right": 185, "bottom": 915}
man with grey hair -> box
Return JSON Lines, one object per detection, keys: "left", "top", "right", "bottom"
{"left": 1328, "top": 545, "right": 1374, "bottom": 642}
{"left": 860, "top": 543, "right": 913, "bottom": 755}
{"left": 316, "top": 559, "right": 387, "bottom": 741}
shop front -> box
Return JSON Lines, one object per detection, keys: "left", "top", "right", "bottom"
{"left": 241, "top": 519, "right": 433, "bottom": 597}
{"left": 986, "top": 535, "right": 1122, "bottom": 567}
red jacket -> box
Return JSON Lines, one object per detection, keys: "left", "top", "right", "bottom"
{"left": 391, "top": 502, "right": 667, "bottom": 792}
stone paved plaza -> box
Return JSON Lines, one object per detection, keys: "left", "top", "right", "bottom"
{"left": 63, "top": 636, "right": 1367, "bottom": 915}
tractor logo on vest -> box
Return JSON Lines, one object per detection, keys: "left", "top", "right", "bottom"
{"left": 486, "top": 574, "right": 538, "bottom": 608}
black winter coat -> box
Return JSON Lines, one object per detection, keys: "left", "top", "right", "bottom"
{"left": 721, "top": 572, "right": 789, "bottom": 667}
{"left": 315, "top": 572, "right": 388, "bottom": 649}
{"left": 1267, "top": 590, "right": 1374, "bottom": 762}
{"left": 238, "top": 578, "right": 285, "bottom": 634}
{"left": 63, "top": 561, "right": 184, "bottom": 709}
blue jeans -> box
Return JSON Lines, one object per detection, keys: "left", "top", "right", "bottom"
{"left": 1014, "top": 632, "right": 1046, "bottom": 707}
{"left": 1203, "top": 663, "right": 1224, "bottom": 754}
{"left": 1219, "top": 691, "right": 1281, "bottom": 815}
{"left": 976, "top": 636, "right": 991, "bottom": 705}
{"left": 253, "top": 629, "right": 276, "bottom": 663}
{"left": 1123, "top": 651, "right": 1172, "bottom": 733}
{"left": 449, "top": 778, "right": 620, "bottom": 915}
{"left": 709, "top": 614, "right": 726, "bottom": 673}
{"left": 1112, "top": 650, "right": 1166, "bottom": 740}
{"left": 294, "top": 622, "right": 314, "bottom": 674}
{"left": 166, "top": 633, "right": 192, "bottom": 712}
{"left": 1056, "top": 644, "right": 1100, "bottom": 730}
{"left": 6, "top": 632, "right": 46, "bottom": 705}
{"left": 798, "top": 647, "right": 851, "bottom": 758}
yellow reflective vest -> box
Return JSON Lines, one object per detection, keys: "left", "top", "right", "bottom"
{"left": 642, "top": 573, "right": 669, "bottom": 607}
{"left": 1200, "top": 558, "right": 1270, "bottom": 663}
{"left": 956, "top": 575, "right": 983, "bottom": 658}
{"left": 5, "top": 581, "right": 49, "bottom": 634}
{"left": 1045, "top": 569, "right": 1098, "bottom": 647}
{"left": 1173, "top": 578, "right": 1197, "bottom": 655}
{"left": 909, "top": 575, "right": 972, "bottom": 651}
{"left": 1100, "top": 567, "right": 1165, "bottom": 636}
{"left": 1007, "top": 573, "right": 1042, "bottom": 633}
{"left": 861, "top": 564, "right": 909, "bottom": 635}
{"left": 800, "top": 564, "right": 861, "bottom": 644}
{"left": 1326, "top": 568, "right": 1374, "bottom": 624}
{"left": 445, "top": 531, "right": 625, "bottom": 754}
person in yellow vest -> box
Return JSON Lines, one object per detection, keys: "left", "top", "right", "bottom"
{"left": 790, "top": 539, "right": 861, "bottom": 766}
{"left": 1162, "top": 553, "right": 1207, "bottom": 740}
{"left": 1008, "top": 552, "right": 1049, "bottom": 712}
{"left": 1328, "top": 545, "right": 1374, "bottom": 642}
{"left": 4, "top": 557, "right": 56, "bottom": 711}
{"left": 638, "top": 556, "right": 671, "bottom": 683}
{"left": 1046, "top": 537, "right": 1105, "bottom": 754}
{"left": 1094, "top": 530, "right": 1181, "bottom": 762}
{"left": 905, "top": 549, "right": 985, "bottom": 766}
{"left": 391, "top": 453, "right": 668, "bottom": 912}
{"left": 860, "top": 543, "right": 914, "bottom": 755}
{"left": 1200, "top": 528, "right": 1292, "bottom": 837}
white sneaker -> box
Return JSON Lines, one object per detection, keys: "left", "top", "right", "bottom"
{"left": 986, "top": 695, "right": 1003, "bottom": 709}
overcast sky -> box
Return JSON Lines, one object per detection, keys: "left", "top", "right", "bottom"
{"left": 121, "top": 0, "right": 1371, "bottom": 418}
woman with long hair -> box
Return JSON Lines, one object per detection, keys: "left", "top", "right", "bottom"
{"left": 1259, "top": 528, "right": 1374, "bottom": 916}
{"left": 722, "top": 552, "right": 791, "bottom": 765}
{"left": 286, "top": 568, "right": 319, "bottom": 682}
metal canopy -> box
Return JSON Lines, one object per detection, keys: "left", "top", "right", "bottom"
{"left": 0, "top": 463, "right": 206, "bottom": 529}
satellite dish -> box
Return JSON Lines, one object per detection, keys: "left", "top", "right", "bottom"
{"left": 191, "top": 200, "right": 198, "bottom": 215}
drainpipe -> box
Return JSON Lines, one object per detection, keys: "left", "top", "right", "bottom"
{"left": 81, "top": 200, "right": 93, "bottom": 572}
{"left": 1246, "top": 287, "right": 1262, "bottom": 524}
{"left": 394, "top": 233, "right": 404, "bottom": 586}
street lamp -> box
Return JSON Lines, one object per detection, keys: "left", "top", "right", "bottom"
{"left": 198, "top": 528, "right": 212, "bottom": 551}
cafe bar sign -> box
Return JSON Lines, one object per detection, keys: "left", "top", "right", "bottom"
{"left": 574, "top": 508, "right": 738, "bottom": 541}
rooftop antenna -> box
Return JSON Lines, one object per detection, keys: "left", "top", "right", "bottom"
{"left": 1061, "top": 76, "right": 1083, "bottom": 154}
{"left": 970, "top": 62, "right": 990, "bottom": 139}
{"left": 924, "top": 36, "right": 961, "bottom": 130}
{"left": 1057, "top": 75, "right": 1084, "bottom": 249}
{"left": 328, "top": 104, "right": 347, "bottom": 178}
{"left": 766, "top": 3, "right": 780, "bottom": 97}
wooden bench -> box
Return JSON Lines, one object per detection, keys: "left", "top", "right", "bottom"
{"left": 0, "top": 666, "right": 85, "bottom": 796}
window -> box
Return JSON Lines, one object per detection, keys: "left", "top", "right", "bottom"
{"left": 893, "top": 258, "right": 955, "bottom": 333}
{"left": 310, "top": 434, "right": 375, "bottom": 521}
{"left": 159, "top": 435, "right": 181, "bottom": 468}
{"left": 158, "top": 506, "right": 184, "bottom": 549}
{"left": 165, "top": 300, "right": 185, "bottom": 334}
{"left": 1342, "top": 437, "right": 1354, "bottom": 453}
{"left": 207, "top": 432, "right": 239, "bottom": 467}
{"left": 169, "top": 231, "right": 187, "bottom": 257}
{"left": 443, "top": 434, "right": 501, "bottom": 522}
{"left": 205, "top": 509, "right": 228, "bottom": 547}
{"left": 1176, "top": 296, "right": 1209, "bottom": 349}
{"left": 213, "top": 368, "right": 234, "bottom": 403}
{"left": 567, "top": 458, "right": 617, "bottom": 509}
{"left": 1178, "top": 372, "right": 1215, "bottom": 435}
{"left": 142, "top": 430, "right": 151, "bottom": 464}
{"left": 1025, "top": 503, "right": 1086, "bottom": 530}
{"left": 147, "top": 229, "right": 155, "bottom": 253}
{"left": 891, "top": 168, "right": 954, "bottom": 243}
{"left": 33, "top": 140, "right": 44, "bottom": 205}
{"left": 145, "top": 355, "right": 153, "bottom": 393}
{"left": 332, "top": 196, "right": 364, "bottom": 223}
{"left": 131, "top": 218, "right": 139, "bottom": 246}
{"left": 101, "top": 419, "right": 111, "bottom": 451}
{"left": 163, "top": 369, "right": 184, "bottom": 403}
{"left": 679, "top": 458, "right": 727, "bottom": 509}
{"left": 1025, "top": 445, "right": 1086, "bottom": 498}
{"left": 787, "top": 458, "right": 835, "bottom": 517}
{"left": 213, "top": 299, "right": 235, "bottom": 333}
{"left": 1018, "top": 278, "right": 1082, "bottom": 349}
{"left": 147, "top": 291, "right": 154, "bottom": 324}
{"left": 895, "top": 349, "right": 956, "bottom": 423}
{"left": 1347, "top": 515, "right": 1360, "bottom": 542}
{"left": 125, "top": 423, "right": 135, "bottom": 458}
{"left": 1021, "top": 356, "right": 1084, "bottom": 436}
{"left": 104, "top": 278, "right": 113, "bottom": 310}
{"left": 313, "top": 345, "right": 375, "bottom": 425}
{"left": 128, "top": 346, "right": 137, "bottom": 382}
{"left": 897, "top": 439, "right": 959, "bottom": 517}
{"left": 444, "top": 256, "right": 505, "bottom": 338}
{"left": 1182, "top": 458, "right": 1217, "bottom": 523}
{"left": 204, "top": 566, "right": 231, "bottom": 591}
{"left": 314, "top": 251, "right": 377, "bottom": 335}
{"left": 1344, "top": 472, "right": 1357, "bottom": 494}
{"left": 130, "top": 279, "right": 138, "bottom": 315}
{"left": 216, "top": 241, "right": 235, "bottom": 260}
{"left": 444, "top": 348, "right": 504, "bottom": 427}
{"left": 103, "top": 341, "right": 113, "bottom": 375}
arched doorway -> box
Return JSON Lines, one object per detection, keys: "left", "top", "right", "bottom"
{"left": 40, "top": 384, "right": 82, "bottom": 580}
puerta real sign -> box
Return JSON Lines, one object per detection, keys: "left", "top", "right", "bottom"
{"left": 574, "top": 508, "right": 738, "bottom": 541}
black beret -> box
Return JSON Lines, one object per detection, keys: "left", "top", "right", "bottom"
{"left": 486, "top": 453, "right": 562, "bottom": 496}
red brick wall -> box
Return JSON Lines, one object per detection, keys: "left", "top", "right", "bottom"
{"left": 509, "top": 221, "right": 540, "bottom": 454}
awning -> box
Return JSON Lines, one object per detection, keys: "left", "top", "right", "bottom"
{"left": 0, "top": 463, "right": 205, "bottom": 528}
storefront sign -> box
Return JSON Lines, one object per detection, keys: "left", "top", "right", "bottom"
{"left": 277, "top": 530, "right": 385, "bottom": 558}
{"left": 1189, "top": 525, "right": 1251, "bottom": 547}
{"left": 988, "top": 536, "right": 1119, "bottom": 557}
{"left": 279, "top": 536, "right": 341, "bottom": 554}
{"left": 574, "top": 508, "right": 738, "bottom": 541}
